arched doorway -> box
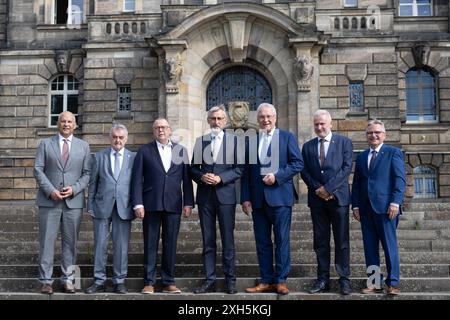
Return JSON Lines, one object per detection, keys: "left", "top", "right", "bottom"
{"left": 206, "top": 66, "right": 272, "bottom": 110}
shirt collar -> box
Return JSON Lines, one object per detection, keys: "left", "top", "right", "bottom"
{"left": 211, "top": 130, "right": 224, "bottom": 140}
{"left": 156, "top": 140, "right": 173, "bottom": 149}
{"left": 58, "top": 134, "right": 73, "bottom": 142}
{"left": 261, "top": 128, "right": 275, "bottom": 137}
{"left": 111, "top": 147, "right": 125, "bottom": 156}
{"left": 371, "top": 143, "right": 383, "bottom": 153}
{"left": 317, "top": 131, "right": 332, "bottom": 142}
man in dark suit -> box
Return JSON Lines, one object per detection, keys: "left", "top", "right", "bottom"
{"left": 352, "top": 119, "right": 406, "bottom": 296}
{"left": 301, "top": 110, "right": 353, "bottom": 295}
{"left": 34, "top": 111, "right": 91, "bottom": 294}
{"left": 241, "top": 103, "right": 303, "bottom": 295}
{"left": 85, "top": 123, "right": 136, "bottom": 294}
{"left": 191, "top": 105, "right": 244, "bottom": 294}
{"left": 131, "top": 118, "right": 194, "bottom": 294}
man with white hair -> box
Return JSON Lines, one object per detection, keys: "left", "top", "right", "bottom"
{"left": 301, "top": 109, "right": 353, "bottom": 295}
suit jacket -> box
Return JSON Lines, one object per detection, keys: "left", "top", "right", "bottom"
{"left": 131, "top": 141, "right": 194, "bottom": 214}
{"left": 34, "top": 135, "right": 91, "bottom": 209}
{"left": 241, "top": 129, "right": 304, "bottom": 209}
{"left": 351, "top": 144, "right": 406, "bottom": 214}
{"left": 87, "top": 147, "right": 136, "bottom": 220}
{"left": 301, "top": 133, "right": 353, "bottom": 207}
{"left": 191, "top": 132, "right": 244, "bottom": 205}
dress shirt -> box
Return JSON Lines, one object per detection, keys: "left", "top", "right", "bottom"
{"left": 156, "top": 140, "right": 173, "bottom": 173}
{"left": 58, "top": 134, "right": 73, "bottom": 154}
{"left": 110, "top": 147, "right": 125, "bottom": 174}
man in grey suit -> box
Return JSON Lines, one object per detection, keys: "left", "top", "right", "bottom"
{"left": 85, "top": 124, "right": 136, "bottom": 294}
{"left": 34, "top": 111, "right": 91, "bottom": 294}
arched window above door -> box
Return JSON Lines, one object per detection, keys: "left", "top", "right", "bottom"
{"left": 206, "top": 66, "right": 272, "bottom": 111}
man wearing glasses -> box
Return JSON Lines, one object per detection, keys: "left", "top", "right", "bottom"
{"left": 352, "top": 119, "right": 406, "bottom": 296}
{"left": 191, "top": 105, "right": 244, "bottom": 294}
{"left": 131, "top": 118, "right": 194, "bottom": 294}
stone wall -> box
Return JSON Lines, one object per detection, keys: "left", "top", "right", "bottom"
{"left": 0, "top": 157, "right": 36, "bottom": 201}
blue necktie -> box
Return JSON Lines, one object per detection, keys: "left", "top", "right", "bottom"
{"left": 114, "top": 152, "right": 121, "bottom": 180}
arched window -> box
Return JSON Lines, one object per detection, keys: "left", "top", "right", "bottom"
{"left": 413, "top": 166, "right": 437, "bottom": 198}
{"left": 49, "top": 75, "right": 79, "bottom": 126}
{"left": 206, "top": 66, "right": 272, "bottom": 111}
{"left": 406, "top": 68, "right": 437, "bottom": 123}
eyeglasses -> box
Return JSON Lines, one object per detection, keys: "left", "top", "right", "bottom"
{"left": 153, "top": 126, "right": 170, "bottom": 130}
{"left": 366, "top": 131, "right": 384, "bottom": 135}
{"left": 208, "top": 117, "right": 225, "bottom": 121}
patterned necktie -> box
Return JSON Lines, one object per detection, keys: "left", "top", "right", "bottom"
{"left": 114, "top": 152, "right": 121, "bottom": 180}
{"left": 61, "top": 139, "right": 69, "bottom": 167}
{"left": 319, "top": 138, "right": 325, "bottom": 168}
{"left": 369, "top": 150, "right": 377, "bottom": 171}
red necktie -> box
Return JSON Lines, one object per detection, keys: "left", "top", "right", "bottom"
{"left": 319, "top": 138, "right": 325, "bottom": 168}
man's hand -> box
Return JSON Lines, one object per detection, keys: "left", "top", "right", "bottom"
{"left": 262, "top": 173, "right": 275, "bottom": 185}
{"left": 50, "top": 190, "right": 64, "bottom": 201}
{"left": 242, "top": 201, "right": 253, "bottom": 216}
{"left": 201, "top": 173, "right": 221, "bottom": 186}
{"left": 315, "top": 186, "right": 333, "bottom": 201}
{"left": 134, "top": 207, "right": 145, "bottom": 220}
{"left": 353, "top": 208, "right": 360, "bottom": 222}
{"left": 183, "top": 206, "right": 192, "bottom": 218}
{"left": 387, "top": 205, "right": 399, "bottom": 220}
{"left": 60, "top": 186, "right": 73, "bottom": 199}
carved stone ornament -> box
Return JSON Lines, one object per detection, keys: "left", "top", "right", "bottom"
{"left": 165, "top": 55, "right": 183, "bottom": 84}
{"left": 294, "top": 55, "right": 314, "bottom": 91}
{"left": 412, "top": 44, "right": 431, "bottom": 68}
{"left": 229, "top": 101, "right": 250, "bottom": 129}
{"left": 55, "top": 51, "right": 71, "bottom": 73}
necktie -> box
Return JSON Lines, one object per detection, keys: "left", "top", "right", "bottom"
{"left": 114, "top": 152, "right": 121, "bottom": 180}
{"left": 319, "top": 138, "right": 325, "bottom": 168}
{"left": 61, "top": 139, "right": 69, "bottom": 167}
{"left": 212, "top": 136, "right": 220, "bottom": 163}
{"left": 369, "top": 150, "right": 377, "bottom": 171}
{"left": 259, "top": 134, "right": 270, "bottom": 163}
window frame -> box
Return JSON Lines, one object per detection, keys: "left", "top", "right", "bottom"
{"left": 413, "top": 165, "right": 437, "bottom": 199}
{"left": 53, "top": 0, "right": 85, "bottom": 25}
{"left": 398, "top": 0, "right": 433, "bottom": 17}
{"left": 123, "top": 0, "right": 136, "bottom": 13}
{"left": 405, "top": 67, "right": 438, "bottom": 124}
{"left": 117, "top": 85, "right": 132, "bottom": 117}
{"left": 344, "top": 0, "right": 358, "bottom": 8}
{"left": 48, "top": 75, "right": 80, "bottom": 127}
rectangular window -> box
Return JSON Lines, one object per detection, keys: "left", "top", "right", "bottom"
{"left": 349, "top": 82, "right": 364, "bottom": 111}
{"left": 399, "top": 0, "right": 432, "bottom": 17}
{"left": 54, "top": 0, "right": 84, "bottom": 25}
{"left": 344, "top": 0, "right": 358, "bottom": 7}
{"left": 124, "top": 0, "right": 135, "bottom": 12}
{"left": 118, "top": 86, "right": 131, "bottom": 117}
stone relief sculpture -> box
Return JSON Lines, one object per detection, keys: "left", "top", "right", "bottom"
{"left": 226, "top": 101, "right": 258, "bottom": 130}
{"left": 412, "top": 44, "right": 431, "bottom": 67}
{"left": 55, "top": 51, "right": 71, "bottom": 73}
{"left": 293, "top": 55, "right": 314, "bottom": 91}
{"left": 165, "top": 55, "right": 183, "bottom": 83}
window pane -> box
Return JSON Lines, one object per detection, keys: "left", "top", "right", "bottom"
{"left": 399, "top": 6, "right": 413, "bottom": 16}
{"left": 400, "top": 0, "right": 413, "bottom": 3}
{"left": 344, "top": 0, "right": 358, "bottom": 7}
{"left": 51, "top": 116, "right": 59, "bottom": 126}
{"left": 418, "top": 5, "right": 431, "bottom": 16}
{"left": 67, "top": 95, "right": 78, "bottom": 114}
{"left": 124, "top": 0, "right": 135, "bottom": 11}
{"left": 406, "top": 88, "right": 419, "bottom": 113}
{"left": 406, "top": 114, "right": 419, "bottom": 121}
{"left": 51, "top": 95, "right": 64, "bottom": 114}
{"left": 416, "top": 0, "right": 431, "bottom": 4}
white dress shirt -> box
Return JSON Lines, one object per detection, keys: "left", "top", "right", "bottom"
{"left": 258, "top": 128, "right": 275, "bottom": 160}
{"left": 211, "top": 131, "right": 224, "bottom": 162}
{"left": 156, "top": 140, "right": 173, "bottom": 172}
{"left": 110, "top": 147, "right": 125, "bottom": 174}
{"left": 317, "top": 132, "right": 332, "bottom": 166}
{"left": 367, "top": 143, "right": 383, "bottom": 170}
{"left": 58, "top": 134, "right": 73, "bottom": 154}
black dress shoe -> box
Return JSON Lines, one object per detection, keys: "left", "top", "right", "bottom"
{"left": 85, "top": 283, "right": 106, "bottom": 294}
{"left": 225, "top": 282, "right": 237, "bottom": 294}
{"left": 113, "top": 283, "right": 128, "bottom": 294}
{"left": 193, "top": 282, "right": 216, "bottom": 294}
{"left": 339, "top": 280, "right": 352, "bottom": 295}
{"left": 309, "top": 280, "right": 330, "bottom": 294}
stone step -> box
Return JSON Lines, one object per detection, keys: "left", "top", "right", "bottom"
{"left": 0, "top": 264, "right": 447, "bottom": 278}
{"left": 1, "top": 277, "right": 449, "bottom": 293}
{"left": 3, "top": 219, "right": 450, "bottom": 233}
{"left": 0, "top": 229, "right": 441, "bottom": 242}
{"left": 1, "top": 252, "right": 450, "bottom": 265}
{"left": 0, "top": 239, "right": 443, "bottom": 254}
{"left": 2, "top": 292, "right": 450, "bottom": 300}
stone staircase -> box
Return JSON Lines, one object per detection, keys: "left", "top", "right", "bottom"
{"left": 0, "top": 201, "right": 449, "bottom": 300}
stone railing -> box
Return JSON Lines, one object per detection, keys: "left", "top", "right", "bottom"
{"left": 88, "top": 14, "right": 161, "bottom": 42}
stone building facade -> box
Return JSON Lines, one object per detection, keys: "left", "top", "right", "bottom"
{"left": 0, "top": 0, "right": 449, "bottom": 201}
